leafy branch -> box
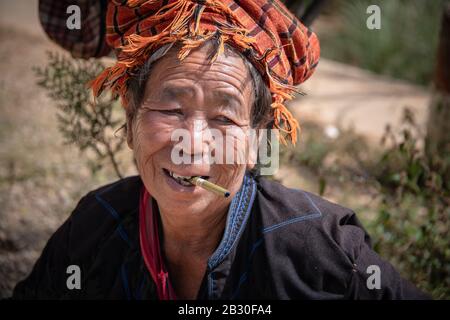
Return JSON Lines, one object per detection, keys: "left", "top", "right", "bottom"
{"left": 34, "top": 52, "right": 126, "bottom": 179}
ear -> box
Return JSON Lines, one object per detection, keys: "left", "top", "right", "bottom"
{"left": 126, "top": 114, "right": 134, "bottom": 150}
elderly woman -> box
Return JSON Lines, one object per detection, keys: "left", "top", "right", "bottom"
{"left": 14, "top": 0, "right": 427, "bottom": 300}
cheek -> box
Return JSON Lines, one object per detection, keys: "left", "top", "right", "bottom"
{"left": 132, "top": 114, "right": 174, "bottom": 169}
{"left": 218, "top": 127, "right": 253, "bottom": 165}
{"left": 213, "top": 130, "right": 251, "bottom": 182}
{"left": 214, "top": 163, "right": 247, "bottom": 198}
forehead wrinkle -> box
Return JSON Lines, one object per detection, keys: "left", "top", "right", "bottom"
{"left": 165, "top": 62, "right": 245, "bottom": 78}
{"left": 161, "top": 65, "right": 249, "bottom": 96}
{"left": 200, "top": 57, "right": 252, "bottom": 93}
{"left": 164, "top": 56, "right": 247, "bottom": 77}
{"left": 172, "top": 55, "right": 246, "bottom": 69}
{"left": 149, "top": 50, "right": 253, "bottom": 105}
{"left": 163, "top": 61, "right": 243, "bottom": 79}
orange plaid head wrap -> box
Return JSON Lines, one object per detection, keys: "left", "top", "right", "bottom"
{"left": 89, "top": 0, "right": 320, "bottom": 144}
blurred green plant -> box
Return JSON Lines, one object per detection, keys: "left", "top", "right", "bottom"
{"left": 280, "top": 121, "right": 372, "bottom": 196}
{"left": 34, "top": 52, "right": 126, "bottom": 178}
{"left": 321, "top": 0, "right": 446, "bottom": 85}
{"left": 368, "top": 108, "right": 450, "bottom": 299}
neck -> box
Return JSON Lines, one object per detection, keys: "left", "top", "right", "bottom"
{"left": 160, "top": 205, "right": 229, "bottom": 260}
{"left": 157, "top": 205, "right": 228, "bottom": 300}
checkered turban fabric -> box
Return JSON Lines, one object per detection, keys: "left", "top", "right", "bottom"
{"left": 39, "top": 0, "right": 110, "bottom": 58}
{"left": 88, "top": 0, "right": 320, "bottom": 144}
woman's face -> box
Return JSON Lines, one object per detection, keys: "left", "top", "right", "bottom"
{"left": 128, "top": 43, "right": 255, "bottom": 216}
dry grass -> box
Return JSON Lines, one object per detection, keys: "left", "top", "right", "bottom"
{"left": 0, "top": 26, "right": 136, "bottom": 297}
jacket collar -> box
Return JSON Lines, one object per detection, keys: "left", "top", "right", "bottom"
{"left": 207, "top": 172, "right": 257, "bottom": 270}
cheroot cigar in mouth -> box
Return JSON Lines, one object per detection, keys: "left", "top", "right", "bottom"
{"left": 163, "top": 169, "right": 230, "bottom": 197}
{"left": 188, "top": 176, "right": 230, "bottom": 198}
{"left": 164, "top": 168, "right": 209, "bottom": 186}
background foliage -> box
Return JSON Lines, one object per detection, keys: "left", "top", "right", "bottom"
{"left": 320, "top": 0, "right": 446, "bottom": 85}
{"left": 31, "top": 1, "right": 450, "bottom": 299}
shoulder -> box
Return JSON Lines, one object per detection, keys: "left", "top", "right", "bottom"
{"left": 254, "top": 176, "right": 365, "bottom": 239}
{"left": 71, "top": 175, "right": 142, "bottom": 220}
{"left": 73, "top": 175, "right": 142, "bottom": 215}
{"left": 12, "top": 176, "right": 144, "bottom": 299}
{"left": 64, "top": 175, "right": 143, "bottom": 258}
{"left": 253, "top": 177, "right": 371, "bottom": 296}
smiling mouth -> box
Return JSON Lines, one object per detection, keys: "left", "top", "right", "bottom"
{"left": 163, "top": 168, "right": 210, "bottom": 187}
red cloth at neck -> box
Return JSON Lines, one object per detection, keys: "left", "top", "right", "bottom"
{"left": 139, "top": 187, "right": 177, "bottom": 300}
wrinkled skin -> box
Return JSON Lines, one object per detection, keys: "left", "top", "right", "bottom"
{"left": 126, "top": 42, "right": 257, "bottom": 299}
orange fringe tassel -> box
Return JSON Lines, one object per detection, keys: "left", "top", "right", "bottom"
{"left": 89, "top": 0, "right": 302, "bottom": 144}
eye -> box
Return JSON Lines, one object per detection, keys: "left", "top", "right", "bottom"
{"left": 214, "top": 115, "right": 237, "bottom": 125}
{"left": 158, "top": 109, "right": 184, "bottom": 116}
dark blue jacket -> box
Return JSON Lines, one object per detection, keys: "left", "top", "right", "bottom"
{"left": 12, "top": 174, "right": 429, "bottom": 299}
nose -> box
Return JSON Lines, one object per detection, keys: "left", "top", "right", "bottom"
{"left": 180, "top": 119, "right": 213, "bottom": 163}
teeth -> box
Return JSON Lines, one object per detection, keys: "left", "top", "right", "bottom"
{"left": 178, "top": 179, "right": 192, "bottom": 186}
{"left": 166, "top": 170, "right": 209, "bottom": 186}
{"left": 171, "top": 172, "right": 193, "bottom": 180}
{"left": 169, "top": 170, "right": 194, "bottom": 186}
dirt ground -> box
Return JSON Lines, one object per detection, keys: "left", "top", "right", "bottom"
{"left": 0, "top": 1, "right": 431, "bottom": 298}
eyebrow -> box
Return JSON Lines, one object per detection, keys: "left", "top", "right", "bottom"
{"left": 160, "top": 85, "right": 244, "bottom": 110}
{"left": 212, "top": 91, "right": 244, "bottom": 111}
{"left": 160, "top": 86, "right": 195, "bottom": 100}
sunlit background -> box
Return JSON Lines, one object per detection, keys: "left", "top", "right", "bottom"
{"left": 0, "top": 0, "right": 448, "bottom": 299}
